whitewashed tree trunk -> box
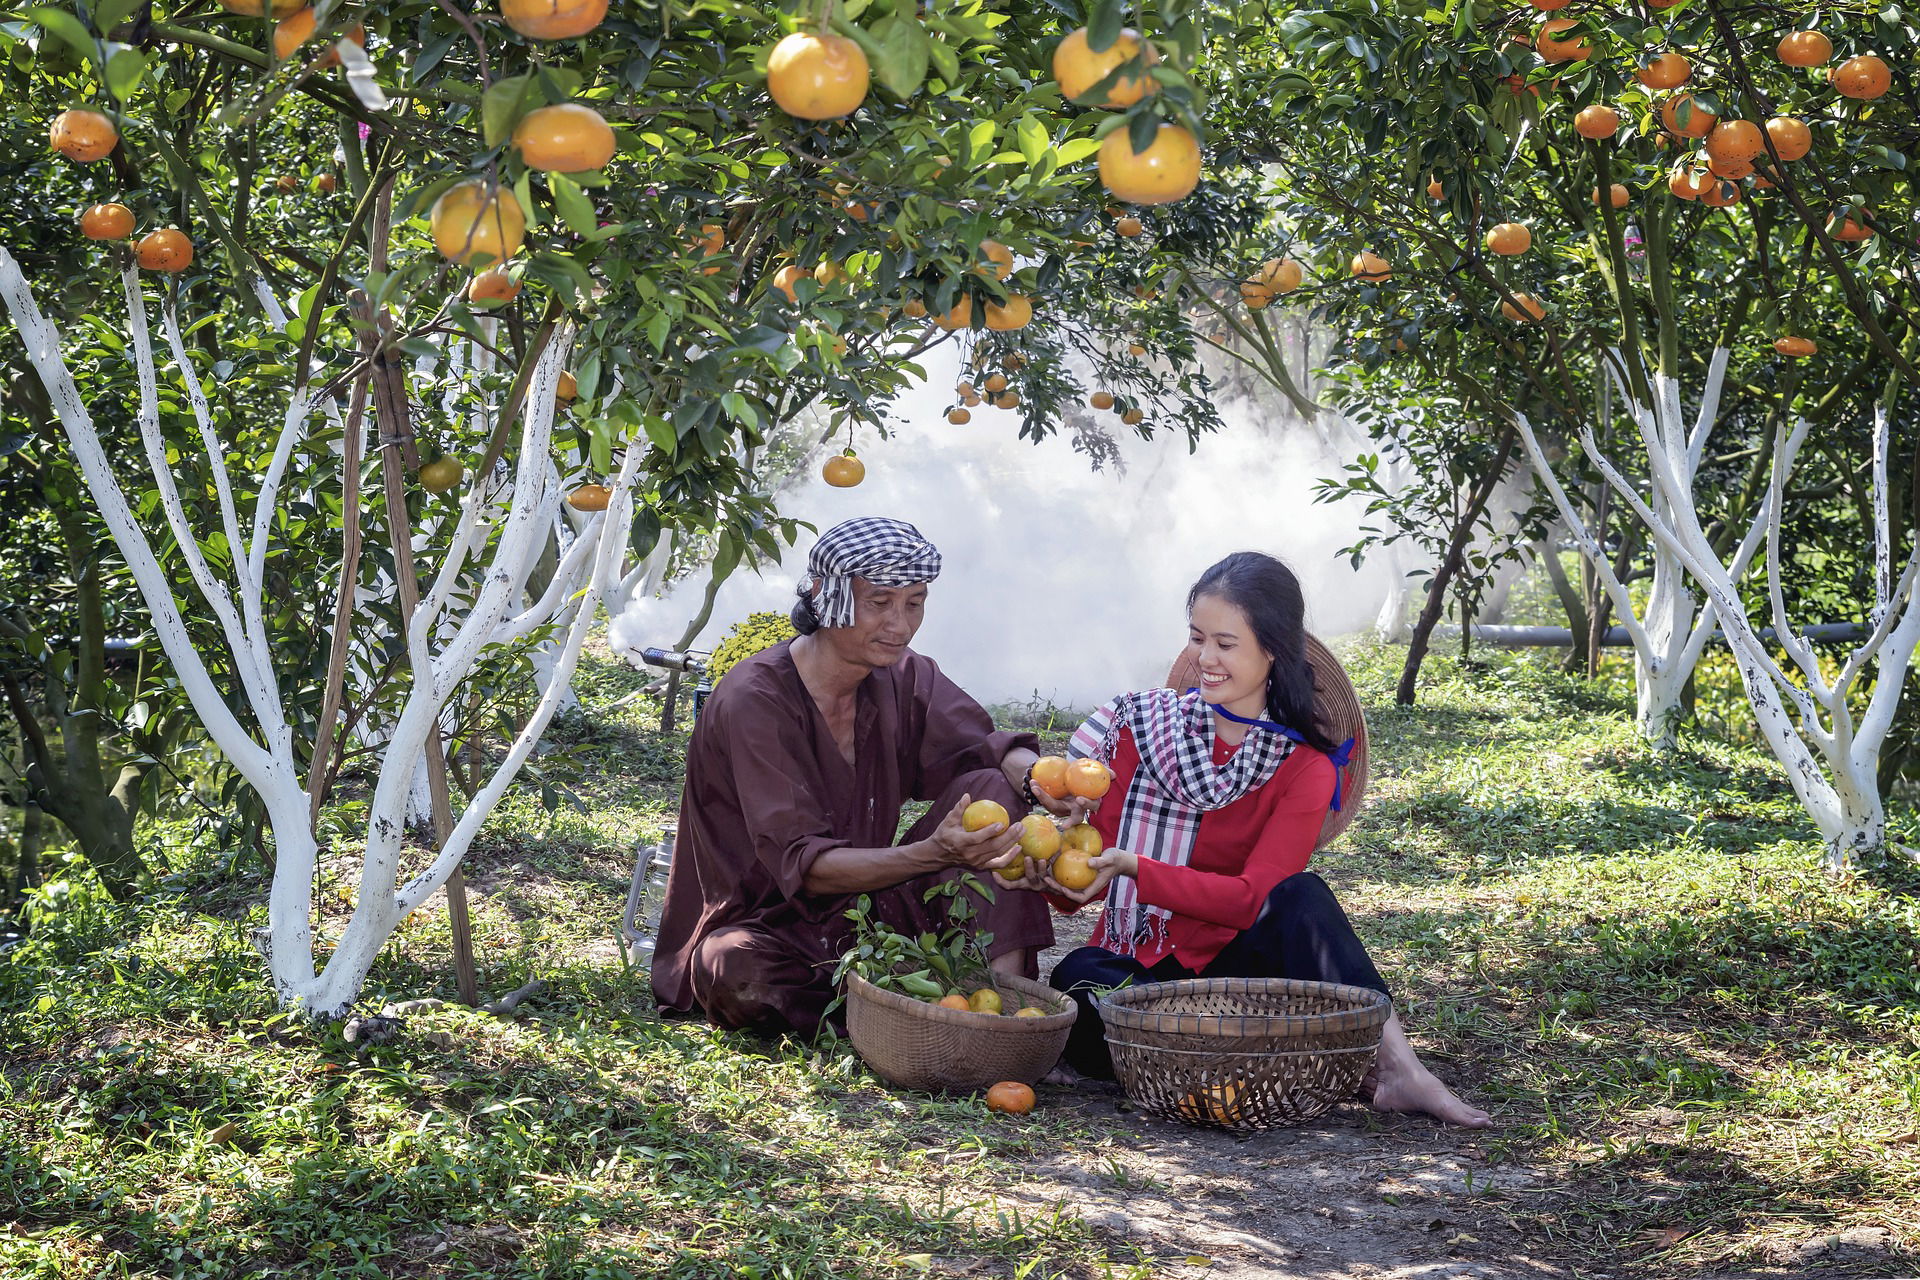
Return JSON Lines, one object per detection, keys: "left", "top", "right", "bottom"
{"left": 0, "top": 245, "right": 637, "bottom": 1014}
{"left": 1509, "top": 388, "right": 1917, "bottom": 869}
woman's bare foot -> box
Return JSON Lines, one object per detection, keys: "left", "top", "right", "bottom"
{"left": 1369, "top": 1061, "right": 1492, "bottom": 1128}
{"left": 1364, "top": 1012, "right": 1493, "bottom": 1128}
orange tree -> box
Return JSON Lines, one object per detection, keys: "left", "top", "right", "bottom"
{"left": 0, "top": 0, "right": 1246, "bottom": 1010}
{"left": 1150, "top": 0, "right": 1920, "bottom": 864}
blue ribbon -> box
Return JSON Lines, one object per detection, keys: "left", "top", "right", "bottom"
{"left": 1189, "top": 690, "right": 1354, "bottom": 812}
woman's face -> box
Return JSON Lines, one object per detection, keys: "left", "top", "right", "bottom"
{"left": 1186, "top": 593, "right": 1274, "bottom": 714}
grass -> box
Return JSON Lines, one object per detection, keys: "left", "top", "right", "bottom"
{"left": 3, "top": 636, "right": 1918, "bottom": 1277}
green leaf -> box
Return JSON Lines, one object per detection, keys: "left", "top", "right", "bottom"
{"left": 28, "top": 7, "right": 96, "bottom": 61}
{"left": 646, "top": 309, "right": 671, "bottom": 352}
{"left": 104, "top": 45, "right": 145, "bottom": 101}
{"left": 1057, "top": 137, "right": 1101, "bottom": 164}
{"left": 968, "top": 119, "right": 996, "bottom": 162}
{"left": 1127, "top": 109, "right": 1159, "bottom": 156}
{"left": 94, "top": 0, "right": 142, "bottom": 31}
{"left": 481, "top": 73, "right": 536, "bottom": 150}
{"left": 869, "top": 14, "right": 930, "bottom": 99}
{"left": 926, "top": 36, "right": 959, "bottom": 85}
{"left": 1015, "top": 114, "right": 1049, "bottom": 165}
{"left": 1087, "top": 0, "right": 1124, "bottom": 52}
{"left": 549, "top": 172, "right": 598, "bottom": 235}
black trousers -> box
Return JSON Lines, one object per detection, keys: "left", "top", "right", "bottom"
{"left": 1048, "top": 871, "right": 1390, "bottom": 1079}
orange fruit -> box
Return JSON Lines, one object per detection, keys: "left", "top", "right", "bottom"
{"left": 813, "top": 260, "right": 846, "bottom": 288}
{"left": 1120, "top": 407, "right": 1144, "bottom": 425}
{"left": 1773, "top": 335, "right": 1817, "bottom": 357}
{"left": 1051, "top": 847, "right": 1099, "bottom": 891}
{"left": 1708, "top": 154, "right": 1754, "bottom": 180}
{"left": 431, "top": 180, "right": 525, "bottom": 267}
{"left": 994, "top": 391, "right": 1020, "bottom": 409}
{"left": 1014, "top": 1006, "right": 1046, "bottom": 1019}
{"left": 1536, "top": 18, "right": 1591, "bottom": 62}
{"left": 1426, "top": 177, "right": 1444, "bottom": 198}
{"left": 1529, "top": 0, "right": 1570, "bottom": 8}
{"left": 1099, "top": 124, "right": 1201, "bottom": 205}
{"left": 1831, "top": 214, "right": 1876, "bottom": 241}
{"left": 687, "top": 222, "right": 725, "bottom": 255}
{"left": 513, "top": 103, "right": 617, "bottom": 172}
{"left": 1114, "top": 215, "right": 1144, "bottom": 237}
{"left": 976, "top": 239, "right": 1014, "bottom": 280}
{"left": 769, "top": 264, "right": 807, "bottom": 303}
{"left": 1700, "top": 180, "right": 1741, "bottom": 208}
{"left": 1766, "top": 116, "right": 1812, "bottom": 161}
{"left": 1500, "top": 292, "right": 1547, "bottom": 323}
{"left": 1177, "top": 1081, "right": 1244, "bottom": 1125}
{"left": 1053, "top": 27, "right": 1158, "bottom": 107}
{"left": 314, "top": 172, "right": 337, "bottom": 194}
{"left": 567, "top": 483, "right": 612, "bottom": 511}
{"left": 902, "top": 298, "right": 928, "bottom": 318}
{"left": 1637, "top": 52, "right": 1691, "bottom": 90}
{"left": 1593, "top": 183, "right": 1630, "bottom": 209}
{"left": 1030, "top": 756, "right": 1070, "bottom": 797}
{"left": 79, "top": 202, "right": 135, "bottom": 240}
{"left": 1661, "top": 94, "right": 1718, "bottom": 139}
{"left": 1574, "top": 104, "right": 1620, "bottom": 139}
{"left": 1088, "top": 391, "right": 1115, "bottom": 411}
{"left": 1704, "top": 119, "right": 1766, "bottom": 165}
{"left": 936, "top": 993, "right": 971, "bottom": 1011}
{"left": 934, "top": 297, "right": 973, "bottom": 331}
{"left": 418, "top": 456, "right": 464, "bottom": 493}
{"left": 766, "top": 31, "right": 870, "bottom": 120}
{"left": 822, "top": 452, "right": 864, "bottom": 487}
{"left": 468, "top": 267, "right": 521, "bottom": 304}
{"left": 555, "top": 371, "right": 579, "bottom": 402}
{"left": 961, "top": 798, "right": 1010, "bottom": 832}
{"left": 1241, "top": 257, "right": 1302, "bottom": 308}
{"left": 947, "top": 407, "right": 971, "bottom": 425}
{"left": 1485, "top": 222, "right": 1531, "bottom": 256}
{"left": 1060, "top": 823, "right": 1102, "bottom": 855}
{"left": 500, "top": 0, "right": 607, "bottom": 40}
{"left": 1832, "top": 54, "right": 1891, "bottom": 99}
{"left": 273, "top": 7, "right": 365, "bottom": 64}
{"left": 985, "top": 295, "right": 1034, "bottom": 330}
{"left": 1065, "top": 758, "right": 1112, "bottom": 799}
{"left": 274, "top": 173, "right": 299, "bottom": 192}
{"left": 1351, "top": 250, "right": 1391, "bottom": 281}
{"left": 1777, "top": 30, "right": 1833, "bottom": 67}
{"left": 1017, "top": 814, "right": 1062, "bottom": 862}
{"left": 968, "top": 988, "right": 1003, "bottom": 1015}
{"left": 49, "top": 109, "right": 117, "bottom": 164}
{"left": 134, "top": 228, "right": 193, "bottom": 272}
{"left": 1668, "top": 168, "right": 1713, "bottom": 199}
{"left": 983, "top": 373, "right": 1008, "bottom": 393}
{"left": 985, "top": 1082, "right": 1036, "bottom": 1114}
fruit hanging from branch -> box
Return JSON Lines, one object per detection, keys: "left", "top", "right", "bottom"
{"left": 1053, "top": 27, "right": 1159, "bottom": 107}
{"left": 1099, "top": 124, "right": 1201, "bottom": 205}
{"left": 767, "top": 31, "right": 871, "bottom": 120}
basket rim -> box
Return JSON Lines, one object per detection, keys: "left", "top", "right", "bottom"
{"left": 1095, "top": 976, "right": 1391, "bottom": 1038}
{"left": 845, "top": 970, "right": 1077, "bottom": 1031}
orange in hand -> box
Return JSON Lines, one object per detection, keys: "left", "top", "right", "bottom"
{"left": 1060, "top": 823, "right": 1102, "bottom": 855}
{"left": 1051, "top": 848, "right": 1100, "bottom": 891}
{"left": 962, "top": 799, "right": 1010, "bottom": 832}
{"left": 1030, "top": 755, "right": 1070, "bottom": 799}
{"left": 1065, "top": 759, "right": 1112, "bottom": 799}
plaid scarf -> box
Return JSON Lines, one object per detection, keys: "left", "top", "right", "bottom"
{"left": 797, "top": 516, "right": 942, "bottom": 629}
{"left": 1068, "top": 688, "right": 1293, "bottom": 955}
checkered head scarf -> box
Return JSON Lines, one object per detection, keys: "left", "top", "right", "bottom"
{"left": 799, "top": 517, "right": 943, "bottom": 629}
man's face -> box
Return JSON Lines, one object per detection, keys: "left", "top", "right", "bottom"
{"left": 826, "top": 577, "right": 928, "bottom": 667}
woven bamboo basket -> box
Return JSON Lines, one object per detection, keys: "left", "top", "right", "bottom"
{"left": 845, "top": 972, "right": 1076, "bottom": 1092}
{"left": 1097, "top": 977, "right": 1390, "bottom": 1132}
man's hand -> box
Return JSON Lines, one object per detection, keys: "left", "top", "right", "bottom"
{"left": 1043, "top": 849, "right": 1139, "bottom": 906}
{"left": 928, "top": 794, "right": 1025, "bottom": 874}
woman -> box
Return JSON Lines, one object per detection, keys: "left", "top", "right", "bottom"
{"left": 1042, "top": 551, "right": 1490, "bottom": 1128}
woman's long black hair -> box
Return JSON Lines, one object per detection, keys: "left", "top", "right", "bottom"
{"left": 1187, "top": 551, "right": 1336, "bottom": 753}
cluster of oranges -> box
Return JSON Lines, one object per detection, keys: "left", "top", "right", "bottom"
{"left": 957, "top": 754, "right": 1116, "bottom": 893}
{"left": 1337, "top": 21, "right": 1880, "bottom": 354}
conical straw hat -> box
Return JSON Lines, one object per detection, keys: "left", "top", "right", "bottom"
{"left": 1162, "top": 634, "right": 1367, "bottom": 850}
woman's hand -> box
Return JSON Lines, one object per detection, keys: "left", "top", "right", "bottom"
{"left": 927, "top": 795, "right": 1023, "bottom": 873}
{"left": 1044, "top": 849, "right": 1139, "bottom": 906}
{"left": 1032, "top": 788, "right": 1099, "bottom": 826}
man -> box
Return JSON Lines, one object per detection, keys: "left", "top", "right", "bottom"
{"left": 651, "top": 517, "right": 1067, "bottom": 1033}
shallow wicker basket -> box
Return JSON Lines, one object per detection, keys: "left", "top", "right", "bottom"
{"left": 1097, "top": 977, "right": 1391, "bottom": 1132}
{"left": 845, "top": 972, "right": 1076, "bottom": 1092}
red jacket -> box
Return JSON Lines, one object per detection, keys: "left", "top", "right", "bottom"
{"left": 1057, "top": 724, "right": 1336, "bottom": 971}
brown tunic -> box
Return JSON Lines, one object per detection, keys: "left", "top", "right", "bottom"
{"left": 650, "top": 639, "right": 1052, "bottom": 1026}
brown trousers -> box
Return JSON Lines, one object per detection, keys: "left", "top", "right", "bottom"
{"left": 688, "top": 768, "right": 1053, "bottom": 1034}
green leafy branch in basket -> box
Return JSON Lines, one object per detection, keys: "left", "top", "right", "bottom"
{"left": 831, "top": 874, "right": 999, "bottom": 1002}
